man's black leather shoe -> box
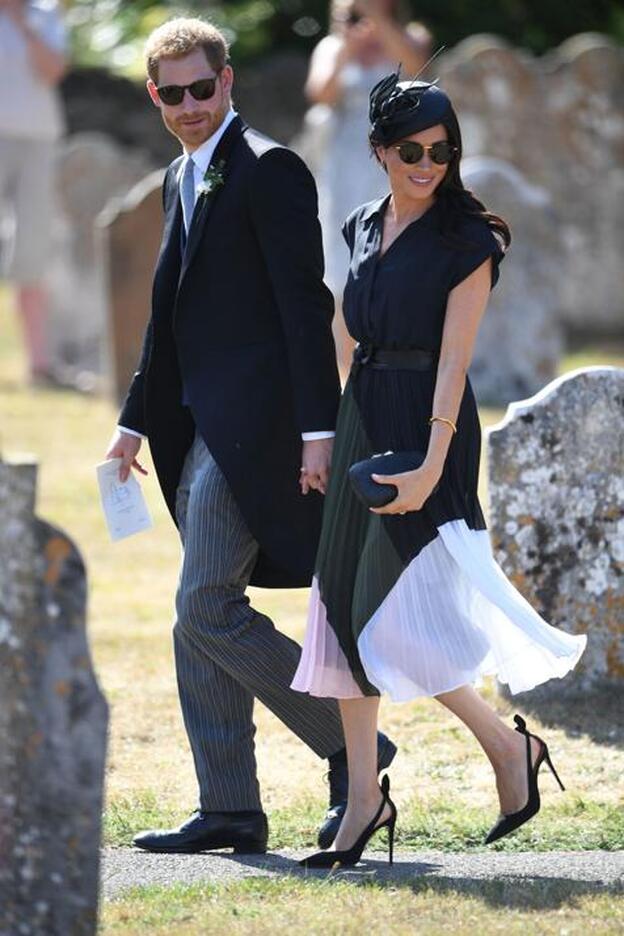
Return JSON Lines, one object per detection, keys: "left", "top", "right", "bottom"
{"left": 317, "top": 732, "right": 398, "bottom": 849}
{"left": 132, "top": 810, "right": 268, "bottom": 854}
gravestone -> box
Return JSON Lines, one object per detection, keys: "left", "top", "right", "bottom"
{"left": 463, "top": 157, "right": 564, "bottom": 405}
{"left": 439, "top": 36, "right": 543, "bottom": 184}
{"left": 438, "top": 34, "right": 624, "bottom": 340}
{"left": 542, "top": 35, "right": 624, "bottom": 338}
{"left": 0, "top": 455, "right": 108, "bottom": 936}
{"left": 45, "top": 133, "right": 153, "bottom": 391}
{"left": 487, "top": 367, "right": 624, "bottom": 699}
{"left": 98, "top": 170, "right": 165, "bottom": 405}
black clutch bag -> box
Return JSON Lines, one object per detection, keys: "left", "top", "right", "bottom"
{"left": 348, "top": 450, "right": 429, "bottom": 509}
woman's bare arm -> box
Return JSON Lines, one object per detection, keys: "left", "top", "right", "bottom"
{"left": 305, "top": 34, "right": 349, "bottom": 105}
{"left": 424, "top": 257, "right": 492, "bottom": 477}
{"left": 3, "top": 1, "right": 67, "bottom": 85}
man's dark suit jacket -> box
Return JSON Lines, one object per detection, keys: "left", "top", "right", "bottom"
{"left": 119, "top": 115, "right": 341, "bottom": 587}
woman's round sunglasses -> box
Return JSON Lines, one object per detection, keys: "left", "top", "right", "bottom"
{"left": 156, "top": 73, "right": 222, "bottom": 107}
{"left": 392, "top": 141, "right": 457, "bottom": 165}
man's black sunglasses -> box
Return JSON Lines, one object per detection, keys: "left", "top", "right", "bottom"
{"left": 392, "top": 140, "right": 457, "bottom": 165}
{"left": 156, "top": 74, "right": 222, "bottom": 106}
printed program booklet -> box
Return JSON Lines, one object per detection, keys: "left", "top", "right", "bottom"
{"left": 96, "top": 458, "right": 153, "bottom": 542}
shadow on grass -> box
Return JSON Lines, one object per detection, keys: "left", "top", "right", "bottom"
{"left": 404, "top": 875, "right": 623, "bottom": 909}
{"left": 190, "top": 851, "right": 623, "bottom": 911}
{"left": 510, "top": 685, "right": 624, "bottom": 749}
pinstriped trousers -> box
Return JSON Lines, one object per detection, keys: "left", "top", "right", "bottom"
{"left": 173, "top": 431, "right": 345, "bottom": 811}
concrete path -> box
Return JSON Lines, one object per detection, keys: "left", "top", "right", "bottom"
{"left": 102, "top": 848, "right": 624, "bottom": 899}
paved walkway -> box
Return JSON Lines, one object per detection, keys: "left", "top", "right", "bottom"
{"left": 102, "top": 848, "right": 624, "bottom": 899}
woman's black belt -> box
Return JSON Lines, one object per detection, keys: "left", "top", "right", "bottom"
{"left": 352, "top": 343, "right": 437, "bottom": 375}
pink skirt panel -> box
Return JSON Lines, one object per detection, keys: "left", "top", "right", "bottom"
{"left": 291, "top": 576, "right": 365, "bottom": 698}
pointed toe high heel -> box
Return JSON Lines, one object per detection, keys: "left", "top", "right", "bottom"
{"left": 300, "top": 774, "right": 397, "bottom": 869}
{"left": 485, "top": 713, "right": 565, "bottom": 845}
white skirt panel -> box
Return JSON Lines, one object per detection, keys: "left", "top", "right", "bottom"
{"left": 356, "top": 519, "right": 587, "bottom": 702}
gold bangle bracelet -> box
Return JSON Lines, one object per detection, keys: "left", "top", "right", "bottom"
{"left": 428, "top": 415, "right": 457, "bottom": 434}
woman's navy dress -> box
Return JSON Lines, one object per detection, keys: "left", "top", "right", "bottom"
{"left": 292, "top": 195, "right": 586, "bottom": 701}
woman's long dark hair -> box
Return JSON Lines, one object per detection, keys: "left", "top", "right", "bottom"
{"left": 434, "top": 121, "right": 511, "bottom": 252}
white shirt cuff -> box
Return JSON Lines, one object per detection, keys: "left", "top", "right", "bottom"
{"left": 301, "top": 431, "right": 336, "bottom": 441}
{"left": 117, "top": 425, "right": 146, "bottom": 439}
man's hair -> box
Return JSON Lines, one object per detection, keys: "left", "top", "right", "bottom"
{"left": 145, "top": 18, "right": 229, "bottom": 83}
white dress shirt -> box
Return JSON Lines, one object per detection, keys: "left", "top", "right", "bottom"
{"left": 119, "top": 108, "right": 334, "bottom": 442}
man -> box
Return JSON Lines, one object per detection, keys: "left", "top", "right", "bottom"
{"left": 0, "top": 0, "right": 67, "bottom": 384}
{"left": 106, "top": 17, "right": 395, "bottom": 855}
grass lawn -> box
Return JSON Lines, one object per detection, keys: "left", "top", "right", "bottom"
{"left": 2, "top": 290, "right": 623, "bottom": 933}
{"left": 99, "top": 877, "right": 624, "bottom": 935}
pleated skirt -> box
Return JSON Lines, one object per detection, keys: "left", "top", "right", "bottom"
{"left": 292, "top": 373, "right": 586, "bottom": 701}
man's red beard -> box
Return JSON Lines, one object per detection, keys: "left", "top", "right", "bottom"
{"left": 164, "top": 103, "right": 227, "bottom": 147}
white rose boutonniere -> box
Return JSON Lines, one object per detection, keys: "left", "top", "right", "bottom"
{"left": 196, "top": 159, "right": 226, "bottom": 198}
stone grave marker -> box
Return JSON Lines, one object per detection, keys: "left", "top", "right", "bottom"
{"left": 487, "top": 367, "right": 624, "bottom": 699}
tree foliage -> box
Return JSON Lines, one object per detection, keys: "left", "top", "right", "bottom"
{"left": 64, "top": 0, "right": 624, "bottom": 76}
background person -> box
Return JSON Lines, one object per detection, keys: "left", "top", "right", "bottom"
{"left": 0, "top": 0, "right": 67, "bottom": 385}
{"left": 302, "top": 0, "right": 432, "bottom": 373}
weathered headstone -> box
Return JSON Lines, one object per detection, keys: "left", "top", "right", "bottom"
{"left": 98, "top": 170, "right": 165, "bottom": 405}
{"left": 0, "top": 455, "right": 108, "bottom": 936}
{"left": 438, "top": 34, "right": 624, "bottom": 340}
{"left": 542, "top": 35, "right": 624, "bottom": 338}
{"left": 487, "top": 367, "right": 624, "bottom": 699}
{"left": 439, "top": 36, "right": 543, "bottom": 182}
{"left": 45, "top": 133, "right": 153, "bottom": 391}
{"left": 463, "top": 157, "right": 564, "bottom": 405}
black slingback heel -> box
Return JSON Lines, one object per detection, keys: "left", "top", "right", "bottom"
{"left": 300, "top": 773, "right": 397, "bottom": 868}
{"left": 485, "top": 714, "right": 565, "bottom": 845}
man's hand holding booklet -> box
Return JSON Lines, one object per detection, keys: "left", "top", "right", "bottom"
{"left": 96, "top": 458, "right": 153, "bottom": 542}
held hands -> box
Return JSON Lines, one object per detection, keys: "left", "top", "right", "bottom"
{"left": 105, "top": 429, "right": 148, "bottom": 483}
{"left": 370, "top": 463, "right": 441, "bottom": 515}
{"left": 300, "top": 438, "right": 334, "bottom": 496}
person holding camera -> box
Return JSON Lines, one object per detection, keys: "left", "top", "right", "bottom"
{"left": 303, "top": 1, "right": 432, "bottom": 372}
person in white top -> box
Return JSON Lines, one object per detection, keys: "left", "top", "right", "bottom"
{"left": 0, "top": 0, "right": 67, "bottom": 384}
{"left": 302, "top": 0, "right": 431, "bottom": 374}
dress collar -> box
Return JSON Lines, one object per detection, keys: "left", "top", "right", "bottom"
{"left": 359, "top": 194, "right": 391, "bottom": 224}
{"left": 361, "top": 193, "right": 440, "bottom": 228}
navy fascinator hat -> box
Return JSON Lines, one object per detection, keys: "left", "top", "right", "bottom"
{"left": 368, "top": 69, "right": 461, "bottom": 148}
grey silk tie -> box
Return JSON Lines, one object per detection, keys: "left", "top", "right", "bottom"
{"left": 180, "top": 156, "right": 197, "bottom": 404}
{"left": 180, "top": 155, "right": 197, "bottom": 235}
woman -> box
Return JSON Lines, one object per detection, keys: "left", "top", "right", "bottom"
{"left": 302, "top": 0, "right": 431, "bottom": 373}
{"left": 292, "top": 73, "right": 587, "bottom": 867}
